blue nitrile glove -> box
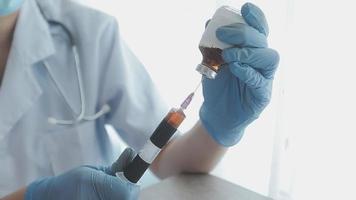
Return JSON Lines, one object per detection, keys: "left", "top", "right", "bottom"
{"left": 25, "top": 148, "right": 138, "bottom": 200}
{"left": 200, "top": 3, "right": 279, "bottom": 146}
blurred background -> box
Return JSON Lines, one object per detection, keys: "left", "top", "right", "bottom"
{"left": 78, "top": 0, "right": 356, "bottom": 199}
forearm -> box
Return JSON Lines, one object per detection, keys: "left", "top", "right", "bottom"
{"left": 2, "top": 188, "right": 26, "bottom": 200}
{"left": 150, "top": 120, "right": 227, "bottom": 179}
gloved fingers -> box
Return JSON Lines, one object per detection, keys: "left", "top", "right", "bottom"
{"left": 216, "top": 23, "right": 267, "bottom": 48}
{"left": 87, "top": 165, "right": 114, "bottom": 175}
{"left": 108, "top": 174, "right": 140, "bottom": 196}
{"left": 223, "top": 47, "right": 279, "bottom": 79}
{"left": 92, "top": 169, "right": 140, "bottom": 200}
{"left": 241, "top": 3, "right": 269, "bottom": 36}
{"left": 228, "top": 62, "right": 267, "bottom": 89}
{"left": 111, "top": 147, "right": 136, "bottom": 175}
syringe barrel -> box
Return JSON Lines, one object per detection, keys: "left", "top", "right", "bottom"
{"left": 123, "top": 108, "right": 185, "bottom": 183}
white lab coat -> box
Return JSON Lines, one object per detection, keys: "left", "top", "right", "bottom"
{"left": 0, "top": 0, "right": 168, "bottom": 196}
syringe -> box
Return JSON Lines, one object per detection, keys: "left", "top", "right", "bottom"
{"left": 122, "top": 82, "right": 201, "bottom": 183}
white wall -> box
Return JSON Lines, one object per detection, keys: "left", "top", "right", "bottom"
{"left": 279, "top": 0, "right": 356, "bottom": 199}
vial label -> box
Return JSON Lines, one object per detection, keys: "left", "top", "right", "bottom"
{"left": 197, "top": 6, "right": 246, "bottom": 78}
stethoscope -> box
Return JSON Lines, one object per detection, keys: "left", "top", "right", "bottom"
{"left": 43, "top": 21, "right": 111, "bottom": 125}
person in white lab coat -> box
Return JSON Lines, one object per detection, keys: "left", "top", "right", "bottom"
{"left": 0, "top": 0, "right": 279, "bottom": 199}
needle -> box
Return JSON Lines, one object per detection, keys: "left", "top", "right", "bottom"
{"left": 193, "top": 80, "right": 202, "bottom": 93}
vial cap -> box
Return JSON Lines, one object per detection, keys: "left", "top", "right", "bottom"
{"left": 196, "top": 64, "right": 217, "bottom": 79}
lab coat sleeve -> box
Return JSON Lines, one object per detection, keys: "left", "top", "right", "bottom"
{"left": 98, "top": 18, "right": 170, "bottom": 151}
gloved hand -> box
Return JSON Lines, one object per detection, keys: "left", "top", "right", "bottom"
{"left": 200, "top": 3, "right": 279, "bottom": 146}
{"left": 25, "top": 148, "right": 138, "bottom": 200}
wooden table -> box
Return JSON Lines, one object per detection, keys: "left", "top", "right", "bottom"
{"left": 140, "top": 174, "right": 273, "bottom": 200}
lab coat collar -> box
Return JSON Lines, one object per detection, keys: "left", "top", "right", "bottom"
{"left": 0, "top": 0, "right": 55, "bottom": 139}
{"left": 10, "top": 0, "right": 55, "bottom": 67}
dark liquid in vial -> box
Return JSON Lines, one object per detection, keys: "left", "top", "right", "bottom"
{"left": 199, "top": 46, "right": 224, "bottom": 72}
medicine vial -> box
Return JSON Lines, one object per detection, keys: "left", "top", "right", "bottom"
{"left": 196, "top": 6, "right": 246, "bottom": 79}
